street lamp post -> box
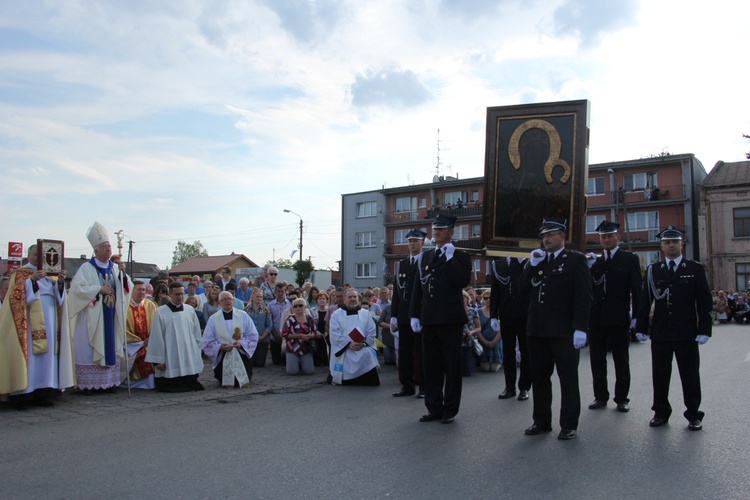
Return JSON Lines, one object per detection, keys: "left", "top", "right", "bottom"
{"left": 283, "top": 209, "right": 303, "bottom": 261}
{"left": 607, "top": 169, "right": 632, "bottom": 252}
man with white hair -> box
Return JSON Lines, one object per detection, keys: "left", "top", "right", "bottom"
{"left": 202, "top": 291, "right": 258, "bottom": 388}
{"left": 68, "top": 222, "right": 132, "bottom": 394}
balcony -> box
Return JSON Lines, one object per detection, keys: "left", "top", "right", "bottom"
{"left": 588, "top": 184, "right": 686, "bottom": 208}
{"left": 384, "top": 208, "right": 428, "bottom": 224}
{"left": 426, "top": 203, "right": 484, "bottom": 219}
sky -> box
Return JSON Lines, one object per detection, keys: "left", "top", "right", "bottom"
{"left": 1, "top": 0, "right": 749, "bottom": 271}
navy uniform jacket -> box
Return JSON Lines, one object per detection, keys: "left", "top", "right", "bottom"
{"left": 519, "top": 248, "right": 592, "bottom": 337}
{"left": 390, "top": 255, "right": 420, "bottom": 324}
{"left": 409, "top": 247, "right": 472, "bottom": 326}
{"left": 635, "top": 259, "right": 712, "bottom": 341}
{"left": 589, "top": 249, "right": 643, "bottom": 327}
{"left": 489, "top": 258, "right": 529, "bottom": 321}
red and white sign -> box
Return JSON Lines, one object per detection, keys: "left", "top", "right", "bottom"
{"left": 8, "top": 242, "right": 23, "bottom": 259}
{"left": 7, "top": 260, "right": 21, "bottom": 273}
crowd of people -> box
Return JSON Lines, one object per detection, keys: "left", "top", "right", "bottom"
{"left": 0, "top": 216, "right": 718, "bottom": 441}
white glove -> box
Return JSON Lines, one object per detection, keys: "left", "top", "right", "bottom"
{"left": 630, "top": 319, "right": 637, "bottom": 330}
{"left": 410, "top": 317, "right": 422, "bottom": 333}
{"left": 695, "top": 335, "right": 710, "bottom": 345}
{"left": 490, "top": 318, "right": 500, "bottom": 332}
{"left": 585, "top": 252, "right": 597, "bottom": 268}
{"left": 530, "top": 249, "right": 545, "bottom": 267}
{"left": 390, "top": 317, "right": 398, "bottom": 330}
{"left": 573, "top": 330, "right": 587, "bottom": 349}
{"left": 444, "top": 244, "right": 455, "bottom": 261}
{"left": 635, "top": 333, "right": 649, "bottom": 342}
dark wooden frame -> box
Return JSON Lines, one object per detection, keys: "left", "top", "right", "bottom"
{"left": 482, "top": 100, "right": 590, "bottom": 256}
{"left": 37, "top": 239, "right": 65, "bottom": 275}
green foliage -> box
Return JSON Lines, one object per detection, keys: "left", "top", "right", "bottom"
{"left": 292, "top": 259, "right": 315, "bottom": 287}
{"left": 171, "top": 240, "right": 208, "bottom": 268}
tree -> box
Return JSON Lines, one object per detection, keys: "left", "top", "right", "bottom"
{"left": 267, "top": 258, "right": 294, "bottom": 269}
{"left": 171, "top": 240, "right": 208, "bottom": 267}
{"left": 744, "top": 134, "right": 750, "bottom": 160}
{"left": 292, "top": 259, "right": 315, "bottom": 287}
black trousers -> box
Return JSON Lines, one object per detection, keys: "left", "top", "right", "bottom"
{"left": 213, "top": 353, "right": 254, "bottom": 387}
{"left": 527, "top": 336, "right": 581, "bottom": 430}
{"left": 269, "top": 339, "right": 283, "bottom": 365}
{"left": 501, "top": 316, "right": 531, "bottom": 392}
{"left": 651, "top": 340, "right": 703, "bottom": 421}
{"left": 422, "top": 323, "right": 463, "bottom": 418}
{"left": 588, "top": 324, "right": 630, "bottom": 403}
{"left": 397, "top": 322, "right": 425, "bottom": 392}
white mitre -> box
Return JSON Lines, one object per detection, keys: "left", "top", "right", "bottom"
{"left": 87, "top": 221, "right": 109, "bottom": 249}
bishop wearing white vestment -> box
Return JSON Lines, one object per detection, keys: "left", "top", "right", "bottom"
{"left": 202, "top": 292, "right": 258, "bottom": 388}
{"left": 0, "top": 244, "right": 75, "bottom": 406}
{"left": 68, "top": 222, "right": 132, "bottom": 393}
{"left": 145, "top": 283, "right": 205, "bottom": 392}
{"left": 329, "top": 290, "right": 380, "bottom": 386}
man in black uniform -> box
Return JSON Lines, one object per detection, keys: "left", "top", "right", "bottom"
{"left": 520, "top": 218, "right": 592, "bottom": 440}
{"left": 635, "top": 225, "right": 712, "bottom": 431}
{"left": 391, "top": 229, "right": 427, "bottom": 398}
{"left": 586, "top": 220, "right": 642, "bottom": 413}
{"left": 490, "top": 256, "right": 531, "bottom": 401}
{"left": 410, "top": 215, "right": 472, "bottom": 424}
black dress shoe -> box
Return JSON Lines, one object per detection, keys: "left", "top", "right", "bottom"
{"left": 649, "top": 416, "right": 668, "bottom": 427}
{"left": 392, "top": 388, "right": 416, "bottom": 397}
{"left": 417, "top": 391, "right": 425, "bottom": 399}
{"left": 498, "top": 389, "right": 517, "bottom": 399}
{"left": 517, "top": 390, "right": 529, "bottom": 401}
{"left": 558, "top": 429, "right": 577, "bottom": 440}
{"left": 616, "top": 402, "right": 629, "bottom": 413}
{"left": 588, "top": 399, "right": 607, "bottom": 410}
{"left": 419, "top": 412, "right": 443, "bottom": 422}
{"left": 688, "top": 419, "right": 702, "bottom": 431}
{"left": 524, "top": 423, "right": 552, "bottom": 435}
{"left": 440, "top": 415, "right": 455, "bottom": 424}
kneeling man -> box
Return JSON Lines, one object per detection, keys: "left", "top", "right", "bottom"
{"left": 145, "top": 282, "right": 204, "bottom": 392}
{"left": 202, "top": 291, "right": 258, "bottom": 388}
{"left": 329, "top": 289, "right": 380, "bottom": 385}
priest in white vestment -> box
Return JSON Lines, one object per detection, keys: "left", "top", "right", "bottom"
{"left": 329, "top": 289, "right": 380, "bottom": 386}
{"left": 68, "top": 222, "right": 132, "bottom": 394}
{"left": 0, "top": 244, "right": 75, "bottom": 406}
{"left": 202, "top": 291, "right": 258, "bottom": 388}
{"left": 145, "top": 282, "right": 205, "bottom": 392}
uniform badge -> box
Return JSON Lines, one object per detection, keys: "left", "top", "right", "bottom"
{"left": 538, "top": 270, "right": 543, "bottom": 275}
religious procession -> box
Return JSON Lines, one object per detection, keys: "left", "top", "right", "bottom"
{"left": 0, "top": 211, "right": 712, "bottom": 441}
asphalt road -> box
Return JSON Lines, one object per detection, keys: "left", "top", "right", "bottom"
{"left": 1, "top": 324, "right": 749, "bottom": 499}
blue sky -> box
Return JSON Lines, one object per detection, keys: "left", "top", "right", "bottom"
{"left": 1, "top": 0, "right": 748, "bottom": 270}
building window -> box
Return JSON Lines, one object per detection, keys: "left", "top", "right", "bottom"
{"left": 443, "top": 191, "right": 464, "bottom": 206}
{"left": 355, "top": 232, "right": 376, "bottom": 248}
{"left": 419, "top": 196, "right": 427, "bottom": 208}
{"left": 624, "top": 172, "right": 657, "bottom": 192}
{"left": 733, "top": 207, "right": 750, "bottom": 237}
{"left": 736, "top": 263, "right": 750, "bottom": 292}
{"left": 588, "top": 177, "right": 605, "bottom": 196}
{"left": 470, "top": 190, "right": 480, "bottom": 202}
{"left": 586, "top": 214, "right": 606, "bottom": 233}
{"left": 633, "top": 251, "right": 660, "bottom": 271}
{"left": 455, "top": 224, "right": 469, "bottom": 240}
{"left": 395, "top": 196, "right": 417, "bottom": 213}
{"left": 471, "top": 224, "right": 481, "bottom": 238}
{"left": 356, "top": 201, "right": 377, "bottom": 218}
{"left": 626, "top": 211, "right": 659, "bottom": 240}
{"left": 356, "top": 262, "right": 376, "bottom": 278}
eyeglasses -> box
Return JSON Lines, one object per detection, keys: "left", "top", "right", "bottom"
{"left": 293, "top": 304, "right": 305, "bottom": 308}
{"left": 269, "top": 273, "right": 278, "bottom": 276}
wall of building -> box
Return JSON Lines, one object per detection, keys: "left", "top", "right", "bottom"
{"left": 341, "top": 190, "right": 386, "bottom": 288}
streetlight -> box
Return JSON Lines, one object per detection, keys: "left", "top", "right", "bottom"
{"left": 283, "top": 209, "right": 303, "bottom": 261}
{"left": 607, "top": 169, "right": 632, "bottom": 252}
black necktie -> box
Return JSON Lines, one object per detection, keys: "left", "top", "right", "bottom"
{"left": 411, "top": 257, "right": 415, "bottom": 266}
{"left": 668, "top": 260, "right": 676, "bottom": 273}
{"left": 607, "top": 250, "right": 612, "bottom": 261}
{"left": 547, "top": 253, "right": 553, "bottom": 265}
{"left": 433, "top": 249, "right": 442, "bottom": 264}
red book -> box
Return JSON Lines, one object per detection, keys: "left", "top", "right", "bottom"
{"left": 349, "top": 328, "right": 365, "bottom": 343}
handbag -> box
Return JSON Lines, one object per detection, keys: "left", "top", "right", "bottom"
{"left": 470, "top": 336, "right": 484, "bottom": 357}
